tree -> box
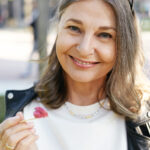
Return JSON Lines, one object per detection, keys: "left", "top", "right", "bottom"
{"left": 37, "top": 0, "right": 49, "bottom": 77}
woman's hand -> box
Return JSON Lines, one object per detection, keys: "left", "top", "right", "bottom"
{"left": 0, "top": 112, "right": 38, "bottom": 150}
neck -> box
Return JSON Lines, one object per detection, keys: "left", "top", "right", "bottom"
{"left": 66, "top": 75, "right": 106, "bottom": 106}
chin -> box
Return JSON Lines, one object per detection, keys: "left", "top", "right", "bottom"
{"left": 73, "top": 77, "right": 93, "bottom": 83}
{"left": 68, "top": 73, "right": 104, "bottom": 83}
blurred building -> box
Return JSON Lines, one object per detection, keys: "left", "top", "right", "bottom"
{"left": 0, "top": 0, "right": 25, "bottom": 27}
{"left": 0, "top": 0, "right": 59, "bottom": 28}
{"left": 135, "top": 0, "right": 150, "bottom": 18}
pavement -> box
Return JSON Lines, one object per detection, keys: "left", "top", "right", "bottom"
{"left": 0, "top": 27, "right": 56, "bottom": 95}
{"left": 0, "top": 28, "right": 150, "bottom": 95}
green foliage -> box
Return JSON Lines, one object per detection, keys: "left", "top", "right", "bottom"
{"left": 0, "top": 95, "right": 5, "bottom": 123}
{"left": 0, "top": 95, "right": 4, "bottom": 102}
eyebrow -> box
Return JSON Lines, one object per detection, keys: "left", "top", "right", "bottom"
{"left": 98, "top": 26, "right": 116, "bottom": 32}
{"left": 66, "top": 18, "right": 116, "bottom": 32}
{"left": 66, "top": 18, "right": 83, "bottom": 25}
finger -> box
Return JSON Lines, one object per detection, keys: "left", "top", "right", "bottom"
{"left": 0, "top": 112, "right": 24, "bottom": 138}
{"left": 16, "top": 134, "right": 39, "bottom": 150}
{"left": 3, "top": 129, "right": 36, "bottom": 149}
{"left": 2, "top": 122, "right": 34, "bottom": 144}
{"left": 16, "top": 112, "right": 24, "bottom": 121}
{"left": 0, "top": 115, "right": 21, "bottom": 139}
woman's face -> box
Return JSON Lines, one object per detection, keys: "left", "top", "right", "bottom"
{"left": 56, "top": 0, "right": 116, "bottom": 83}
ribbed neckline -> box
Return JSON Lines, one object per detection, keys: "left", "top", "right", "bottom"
{"left": 65, "top": 98, "right": 108, "bottom": 115}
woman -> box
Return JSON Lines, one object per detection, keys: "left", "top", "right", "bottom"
{"left": 0, "top": 0, "right": 150, "bottom": 149}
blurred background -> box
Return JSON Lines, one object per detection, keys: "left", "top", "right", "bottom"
{"left": 0, "top": 0, "right": 150, "bottom": 97}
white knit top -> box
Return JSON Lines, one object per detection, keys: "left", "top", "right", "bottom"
{"left": 23, "top": 99, "right": 127, "bottom": 150}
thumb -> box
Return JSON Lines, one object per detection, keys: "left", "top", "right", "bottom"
{"left": 16, "top": 112, "right": 24, "bottom": 120}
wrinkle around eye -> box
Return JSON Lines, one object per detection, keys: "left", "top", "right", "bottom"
{"left": 67, "top": 25, "right": 81, "bottom": 33}
{"left": 98, "top": 32, "right": 112, "bottom": 39}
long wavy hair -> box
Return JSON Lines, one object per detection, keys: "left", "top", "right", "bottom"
{"left": 35, "top": 0, "right": 150, "bottom": 119}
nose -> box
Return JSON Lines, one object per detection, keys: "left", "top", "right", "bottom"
{"left": 77, "top": 33, "right": 94, "bottom": 57}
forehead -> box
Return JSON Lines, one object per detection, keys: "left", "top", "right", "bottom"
{"left": 60, "top": 0, "right": 116, "bottom": 27}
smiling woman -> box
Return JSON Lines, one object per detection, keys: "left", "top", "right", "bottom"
{"left": 56, "top": 0, "right": 116, "bottom": 86}
{"left": 1, "top": 0, "right": 150, "bottom": 150}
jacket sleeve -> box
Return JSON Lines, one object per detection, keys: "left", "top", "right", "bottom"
{"left": 0, "top": 86, "right": 37, "bottom": 123}
{"left": 126, "top": 99, "right": 150, "bottom": 150}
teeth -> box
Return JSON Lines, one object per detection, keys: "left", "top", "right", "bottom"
{"left": 74, "top": 58, "right": 92, "bottom": 65}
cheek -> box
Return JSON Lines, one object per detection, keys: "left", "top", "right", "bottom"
{"left": 56, "top": 33, "right": 68, "bottom": 54}
{"left": 56, "top": 32, "right": 73, "bottom": 67}
{"left": 56, "top": 31, "right": 76, "bottom": 55}
{"left": 98, "top": 42, "right": 116, "bottom": 63}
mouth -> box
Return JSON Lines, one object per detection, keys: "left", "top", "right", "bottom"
{"left": 69, "top": 55, "right": 99, "bottom": 68}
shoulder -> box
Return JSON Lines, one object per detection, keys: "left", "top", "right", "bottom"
{"left": 136, "top": 94, "right": 150, "bottom": 124}
{"left": 125, "top": 95, "right": 150, "bottom": 149}
{"left": 127, "top": 96, "right": 150, "bottom": 125}
{"left": 126, "top": 97, "right": 150, "bottom": 141}
{"left": 4, "top": 86, "right": 37, "bottom": 119}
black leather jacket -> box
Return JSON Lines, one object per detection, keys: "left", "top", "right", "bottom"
{"left": 2, "top": 86, "right": 150, "bottom": 150}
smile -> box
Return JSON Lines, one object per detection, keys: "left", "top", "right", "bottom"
{"left": 69, "top": 55, "right": 99, "bottom": 68}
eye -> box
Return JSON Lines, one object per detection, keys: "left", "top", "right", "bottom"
{"left": 98, "top": 32, "right": 112, "bottom": 39}
{"left": 68, "top": 26, "right": 81, "bottom": 33}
